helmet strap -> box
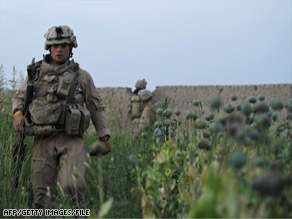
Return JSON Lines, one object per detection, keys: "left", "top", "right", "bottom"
{"left": 69, "top": 46, "right": 73, "bottom": 58}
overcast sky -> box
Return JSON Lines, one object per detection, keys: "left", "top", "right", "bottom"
{"left": 0, "top": 0, "right": 291, "bottom": 91}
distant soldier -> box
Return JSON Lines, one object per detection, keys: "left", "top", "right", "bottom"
{"left": 130, "top": 79, "right": 155, "bottom": 137}
{"left": 130, "top": 79, "right": 147, "bottom": 119}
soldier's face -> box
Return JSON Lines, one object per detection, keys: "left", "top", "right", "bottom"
{"left": 50, "top": 44, "right": 70, "bottom": 65}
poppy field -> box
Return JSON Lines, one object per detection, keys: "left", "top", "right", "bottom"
{"left": 133, "top": 94, "right": 292, "bottom": 218}
{"left": 0, "top": 91, "right": 292, "bottom": 218}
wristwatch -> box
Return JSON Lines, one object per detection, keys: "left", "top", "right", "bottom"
{"left": 99, "top": 135, "right": 110, "bottom": 141}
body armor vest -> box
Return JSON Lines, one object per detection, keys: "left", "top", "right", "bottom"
{"left": 26, "top": 56, "right": 90, "bottom": 136}
{"left": 131, "top": 94, "right": 142, "bottom": 119}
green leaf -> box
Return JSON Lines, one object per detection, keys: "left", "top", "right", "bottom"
{"left": 98, "top": 198, "right": 114, "bottom": 218}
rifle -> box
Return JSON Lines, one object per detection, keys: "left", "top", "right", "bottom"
{"left": 12, "top": 60, "right": 37, "bottom": 188}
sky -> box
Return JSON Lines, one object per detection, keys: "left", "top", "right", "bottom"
{"left": 0, "top": 0, "right": 291, "bottom": 91}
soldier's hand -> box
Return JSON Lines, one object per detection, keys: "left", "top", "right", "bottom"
{"left": 102, "top": 140, "right": 111, "bottom": 155}
{"left": 13, "top": 111, "right": 29, "bottom": 132}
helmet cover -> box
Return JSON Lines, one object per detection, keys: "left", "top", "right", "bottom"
{"left": 135, "top": 79, "right": 147, "bottom": 89}
{"left": 44, "top": 25, "right": 78, "bottom": 50}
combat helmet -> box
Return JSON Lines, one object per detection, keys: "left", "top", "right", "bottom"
{"left": 44, "top": 25, "right": 78, "bottom": 50}
{"left": 135, "top": 79, "right": 147, "bottom": 90}
{"left": 138, "top": 89, "right": 152, "bottom": 101}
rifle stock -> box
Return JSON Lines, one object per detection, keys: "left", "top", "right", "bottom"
{"left": 23, "top": 80, "right": 33, "bottom": 118}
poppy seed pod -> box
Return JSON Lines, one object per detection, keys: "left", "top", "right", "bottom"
{"left": 141, "top": 132, "right": 147, "bottom": 138}
{"left": 225, "top": 112, "right": 243, "bottom": 124}
{"left": 258, "top": 94, "right": 265, "bottom": 101}
{"left": 154, "top": 128, "right": 162, "bottom": 137}
{"left": 192, "top": 100, "right": 200, "bottom": 106}
{"left": 253, "top": 156, "right": 267, "bottom": 168}
{"left": 203, "top": 131, "right": 211, "bottom": 138}
{"left": 156, "top": 108, "right": 164, "bottom": 116}
{"left": 154, "top": 121, "right": 163, "bottom": 128}
{"left": 271, "top": 112, "right": 278, "bottom": 121}
{"left": 186, "top": 111, "right": 196, "bottom": 120}
{"left": 248, "top": 96, "right": 257, "bottom": 104}
{"left": 236, "top": 104, "right": 242, "bottom": 112}
{"left": 174, "top": 110, "right": 181, "bottom": 116}
{"left": 163, "top": 109, "right": 173, "bottom": 118}
{"left": 231, "top": 94, "right": 237, "bottom": 101}
{"left": 251, "top": 173, "right": 291, "bottom": 196}
{"left": 230, "top": 152, "right": 246, "bottom": 169}
{"left": 164, "top": 119, "right": 173, "bottom": 127}
{"left": 210, "top": 96, "right": 222, "bottom": 110}
{"left": 214, "top": 114, "right": 226, "bottom": 125}
{"left": 255, "top": 114, "right": 271, "bottom": 130}
{"left": 270, "top": 99, "right": 284, "bottom": 111}
{"left": 270, "top": 160, "right": 284, "bottom": 172}
{"left": 241, "top": 104, "right": 252, "bottom": 116}
{"left": 194, "top": 118, "right": 208, "bottom": 129}
{"left": 224, "top": 105, "right": 235, "bottom": 114}
{"left": 236, "top": 127, "right": 252, "bottom": 146}
{"left": 210, "top": 122, "right": 223, "bottom": 133}
{"left": 205, "top": 113, "right": 214, "bottom": 121}
{"left": 249, "top": 129, "right": 260, "bottom": 141}
{"left": 254, "top": 103, "right": 270, "bottom": 113}
{"left": 197, "top": 139, "right": 211, "bottom": 151}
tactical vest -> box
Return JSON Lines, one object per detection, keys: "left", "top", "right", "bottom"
{"left": 131, "top": 94, "right": 142, "bottom": 119}
{"left": 25, "top": 57, "right": 90, "bottom": 136}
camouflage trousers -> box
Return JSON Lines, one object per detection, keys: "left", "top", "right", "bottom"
{"left": 30, "top": 132, "right": 87, "bottom": 208}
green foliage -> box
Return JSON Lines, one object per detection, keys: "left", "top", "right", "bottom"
{"left": 0, "top": 97, "right": 34, "bottom": 212}
{"left": 188, "top": 162, "right": 240, "bottom": 218}
{"left": 1, "top": 91, "right": 292, "bottom": 218}
{"left": 0, "top": 96, "right": 144, "bottom": 218}
{"left": 136, "top": 94, "right": 292, "bottom": 218}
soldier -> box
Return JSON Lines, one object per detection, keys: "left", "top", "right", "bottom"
{"left": 12, "top": 25, "right": 111, "bottom": 208}
{"left": 130, "top": 79, "right": 155, "bottom": 137}
{"left": 130, "top": 79, "right": 147, "bottom": 119}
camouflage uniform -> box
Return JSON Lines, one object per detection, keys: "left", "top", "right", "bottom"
{"left": 130, "top": 79, "right": 154, "bottom": 137}
{"left": 12, "top": 25, "right": 110, "bottom": 208}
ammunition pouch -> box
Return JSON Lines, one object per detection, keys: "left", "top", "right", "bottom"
{"left": 29, "top": 100, "right": 62, "bottom": 125}
{"left": 56, "top": 72, "right": 75, "bottom": 98}
{"left": 79, "top": 106, "right": 91, "bottom": 134}
{"left": 64, "top": 105, "right": 90, "bottom": 136}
